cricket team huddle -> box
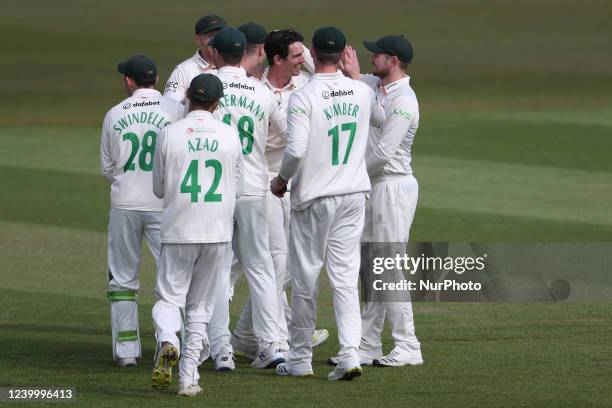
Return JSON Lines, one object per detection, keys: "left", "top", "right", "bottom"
{"left": 101, "top": 13, "right": 422, "bottom": 396}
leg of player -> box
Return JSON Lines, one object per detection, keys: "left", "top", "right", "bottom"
{"left": 266, "top": 190, "right": 291, "bottom": 348}
{"left": 178, "top": 242, "right": 229, "bottom": 396}
{"left": 325, "top": 193, "right": 366, "bottom": 381}
{"left": 207, "top": 249, "right": 235, "bottom": 371}
{"left": 107, "top": 208, "right": 144, "bottom": 367}
{"left": 276, "top": 201, "right": 327, "bottom": 378}
{"left": 371, "top": 175, "right": 423, "bottom": 367}
{"left": 151, "top": 244, "right": 192, "bottom": 390}
{"left": 233, "top": 196, "right": 284, "bottom": 369}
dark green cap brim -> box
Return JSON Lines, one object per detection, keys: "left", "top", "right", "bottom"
{"left": 363, "top": 41, "right": 385, "bottom": 54}
{"left": 117, "top": 62, "right": 127, "bottom": 74}
{"left": 198, "top": 22, "right": 225, "bottom": 34}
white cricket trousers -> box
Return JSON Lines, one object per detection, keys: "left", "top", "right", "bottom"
{"left": 360, "top": 175, "right": 422, "bottom": 359}
{"left": 152, "top": 242, "right": 230, "bottom": 385}
{"left": 208, "top": 196, "right": 281, "bottom": 353}
{"left": 107, "top": 208, "right": 161, "bottom": 360}
{"left": 232, "top": 191, "right": 291, "bottom": 348}
{"left": 287, "top": 193, "right": 366, "bottom": 373}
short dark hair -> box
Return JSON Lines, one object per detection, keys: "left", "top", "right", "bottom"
{"left": 314, "top": 50, "right": 341, "bottom": 65}
{"left": 133, "top": 78, "right": 156, "bottom": 88}
{"left": 188, "top": 96, "right": 218, "bottom": 111}
{"left": 399, "top": 61, "right": 409, "bottom": 71}
{"left": 218, "top": 51, "right": 244, "bottom": 66}
{"left": 264, "top": 29, "right": 304, "bottom": 66}
{"left": 245, "top": 43, "right": 260, "bottom": 56}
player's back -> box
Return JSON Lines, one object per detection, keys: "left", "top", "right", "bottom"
{"left": 102, "top": 88, "right": 184, "bottom": 211}
{"left": 288, "top": 72, "right": 373, "bottom": 209}
{"left": 213, "top": 66, "right": 277, "bottom": 196}
{"left": 163, "top": 52, "right": 217, "bottom": 104}
{"left": 157, "top": 110, "right": 242, "bottom": 243}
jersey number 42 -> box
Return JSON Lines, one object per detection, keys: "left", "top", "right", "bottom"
{"left": 180, "top": 159, "right": 223, "bottom": 203}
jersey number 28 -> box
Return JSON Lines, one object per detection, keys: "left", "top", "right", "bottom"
{"left": 123, "top": 131, "right": 156, "bottom": 172}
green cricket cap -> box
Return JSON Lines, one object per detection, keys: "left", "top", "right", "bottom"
{"left": 188, "top": 73, "right": 224, "bottom": 103}
{"left": 117, "top": 55, "right": 157, "bottom": 83}
{"left": 238, "top": 22, "right": 268, "bottom": 45}
{"left": 195, "top": 14, "right": 228, "bottom": 35}
{"left": 363, "top": 35, "right": 414, "bottom": 63}
{"left": 312, "top": 26, "right": 346, "bottom": 53}
{"left": 208, "top": 27, "right": 247, "bottom": 57}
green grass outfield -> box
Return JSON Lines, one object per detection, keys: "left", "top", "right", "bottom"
{"left": 1, "top": 0, "right": 611, "bottom": 406}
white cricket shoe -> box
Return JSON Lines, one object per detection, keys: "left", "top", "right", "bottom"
{"left": 312, "top": 329, "right": 329, "bottom": 348}
{"left": 177, "top": 383, "right": 202, "bottom": 397}
{"left": 230, "top": 335, "right": 257, "bottom": 361}
{"left": 251, "top": 343, "right": 286, "bottom": 369}
{"left": 327, "top": 348, "right": 382, "bottom": 366}
{"left": 373, "top": 349, "right": 424, "bottom": 367}
{"left": 151, "top": 342, "right": 179, "bottom": 390}
{"left": 328, "top": 365, "right": 362, "bottom": 381}
{"left": 276, "top": 363, "right": 314, "bottom": 377}
{"left": 116, "top": 357, "right": 137, "bottom": 368}
{"left": 214, "top": 345, "right": 235, "bottom": 372}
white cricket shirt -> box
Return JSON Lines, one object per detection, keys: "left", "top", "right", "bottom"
{"left": 361, "top": 74, "right": 419, "bottom": 177}
{"left": 213, "top": 66, "right": 286, "bottom": 196}
{"left": 164, "top": 51, "right": 217, "bottom": 104}
{"left": 283, "top": 71, "right": 384, "bottom": 210}
{"left": 261, "top": 67, "right": 311, "bottom": 178}
{"left": 152, "top": 110, "right": 243, "bottom": 243}
{"left": 100, "top": 88, "right": 184, "bottom": 211}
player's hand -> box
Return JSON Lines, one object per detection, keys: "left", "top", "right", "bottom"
{"left": 340, "top": 45, "right": 361, "bottom": 80}
{"left": 270, "top": 176, "right": 288, "bottom": 198}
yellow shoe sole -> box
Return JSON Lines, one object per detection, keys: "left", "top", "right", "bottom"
{"left": 341, "top": 367, "right": 362, "bottom": 381}
{"left": 151, "top": 345, "right": 179, "bottom": 390}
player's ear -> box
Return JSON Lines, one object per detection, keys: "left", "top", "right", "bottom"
{"left": 154, "top": 75, "right": 160, "bottom": 86}
{"left": 273, "top": 54, "right": 282, "bottom": 66}
{"left": 208, "top": 100, "right": 220, "bottom": 112}
{"left": 309, "top": 47, "right": 316, "bottom": 61}
{"left": 194, "top": 34, "right": 200, "bottom": 47}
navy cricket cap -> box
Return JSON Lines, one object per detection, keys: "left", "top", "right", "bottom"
{"left": 188, "top": 73, "right": 224, "bottom": 103}
{"left": 195, "top": 14, "right": 228, "bottom": 35}
{"left": 117, "top": 55, "right": 157, "bottom": 82}
{"left": 363, "top": 35, "right": 414, "bottom": 63}
{"left": 208, "top": 27, "right": 247, "bottom": 57}
{"left": 238, "top": 22, "right": 268, "bottom": 45}
{"left": 312, "top": 26, "right": 346, "bottom": 53}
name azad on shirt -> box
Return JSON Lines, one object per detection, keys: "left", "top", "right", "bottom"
{"left": 187, "top": 137, "right": 219, "bottom": 153}
{"left": 112, "top": 111, "right": 171, "bottom": 134}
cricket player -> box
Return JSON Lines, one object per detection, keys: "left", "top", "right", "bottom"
{"left": 332, "top": 35, "right": 424, "bottom": 367}
{"left": 230, "top": 28, "right": 329, "bottom": 360}
{"left": 100, "top": 55, "right": 184, "bottom": 368}
{"left": 206, "top": 27, "right": 286, "bottom": 370}
{"left": 271, "top": 26, "right": 384, "bottom": 380}
{"left": 150, "top": 73, "right": 243, "bottom": 396}
{"left": 164, "top": 14, "right": 228, "bottom": 104}
{"left": 238, "top": 22, "right": 268, "bottom": 79}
